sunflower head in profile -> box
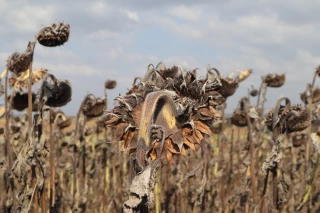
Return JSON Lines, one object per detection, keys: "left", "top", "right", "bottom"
{"left": 300, "top": 85, "right": 320, "bottom": 104}
{"left": 265, "top": 97, "right": 310, "bottom": 135}
{"left": 7, "top": 42, "right": 36, "bottom": 76}
{"left": 40, "top": 74, "right": 72, "bottom": 108}
{"left": 81, "top": 94, "right": 106, "bottom": 118}
{"left": 9, "top": 92, "right": 36, "bottom": 112}
{"left": 262, "top": 73, "right": 286, "bottom": 88}
{"left": 105, "top": 80, "right": 117, "bottom": 90}
{"left": 37, "top": 22, "right": 70, "bottom": 47}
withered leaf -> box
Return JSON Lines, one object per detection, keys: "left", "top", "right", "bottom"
{"left": 183, "top": 137, "right": 196, "bottom": 151}
{"left": 194, "top": 120, "right": 212, "bottom": 135}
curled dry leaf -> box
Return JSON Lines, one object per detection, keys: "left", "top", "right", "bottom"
{"left": 229, "top": 69, "right": 252, "bottom": 83}
{"left": 9, "top": 69, "right": 47, "bottom": 89}
{"left": 37, "top": 22, "right": 70, "bottom": 47}
{"left": 261, "top": 136, "right": 284, "bottom": 174}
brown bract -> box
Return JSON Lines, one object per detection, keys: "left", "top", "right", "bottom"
{"left": 262, "top": 73, "right": 286, "bottom": 88}
{"left": 7, "top": 42, "right": 36, "bottom": 76}
{"left": 37, "top": 22, "right": 70, "bottom": 47}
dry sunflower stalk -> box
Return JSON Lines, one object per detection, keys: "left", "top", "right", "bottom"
{"left": 262, "top": 97, "right": 311, "bottom": 210}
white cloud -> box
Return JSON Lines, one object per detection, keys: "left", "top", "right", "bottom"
{"left": 89, "top": 0, "right": 110, "bottom": 16}
{"left": 168, "top": 5, "right": 202, "bottom": 21}
{"left": 0, "top": 5, "right": 55, "bottom": 35}
{"left": 127, "top": 11, "right": 139, "bottom": 21}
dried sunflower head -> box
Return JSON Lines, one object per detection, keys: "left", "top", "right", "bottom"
{"left": 231, "top": 108, "right": 247, "bottom": 127}
{"left": 266, "top": 97, "right": 310, "bottom": 134}
{"left": 250, "top": 85, "right": 258, "bottom": 97}
{"left": 7, "top": 42, "right": 36, "bottom": 76}
{"left": 37, "top": 22, "right": 70, "bottom": 47}
{"left": 105, "top": 80, "right": 117, "bottom": 89}
{"left": 219, "top": 76, "right": 239, "bottom": 98}
{"left": 82, "top": 95, "right": 106, "bottom": 118}
{"left": 40, "top": 74, "right": 72, "bottom": 107}
{"left": 262, "top": 73, "right": 286, "bottom": 88}
{"left": 230, "top": 97, "right": 255, "bottom": 127}
{"left": 51, "top": 110, "right": 72, "bottom": 130}
{"left": 286, "top": 105, "right": 310, "bottom": 133}
{"left": 300, "top": 86, "right": 320, "bottom": 104}
{"left": 105, "top": 63, "right": 225, "bottom": 175}
{"left": 9, "top": 92, "right": 36, "bottom": 111}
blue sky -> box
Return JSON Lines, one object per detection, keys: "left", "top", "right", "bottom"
{"left": 1, "top": 0, "right": 320, "bottom": 115}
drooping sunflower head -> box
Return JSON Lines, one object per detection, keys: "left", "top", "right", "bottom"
{"left": 37, "top": 22, "right": 70, "bottom": 47}
{"left": 262, "top": 73, "right": 286, "bottom": 88}
{"left": 105, "top": 63, "right": 252, "bottom": 166}
{"left": 7, "top": 42, "right": 36, "bottom": 76}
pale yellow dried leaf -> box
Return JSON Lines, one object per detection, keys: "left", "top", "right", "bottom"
{"left": 0, "top": 107, "right": 5, "bottom": 118}
{"left": 0, "top": 69, "right": 7, "bottom": 79}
